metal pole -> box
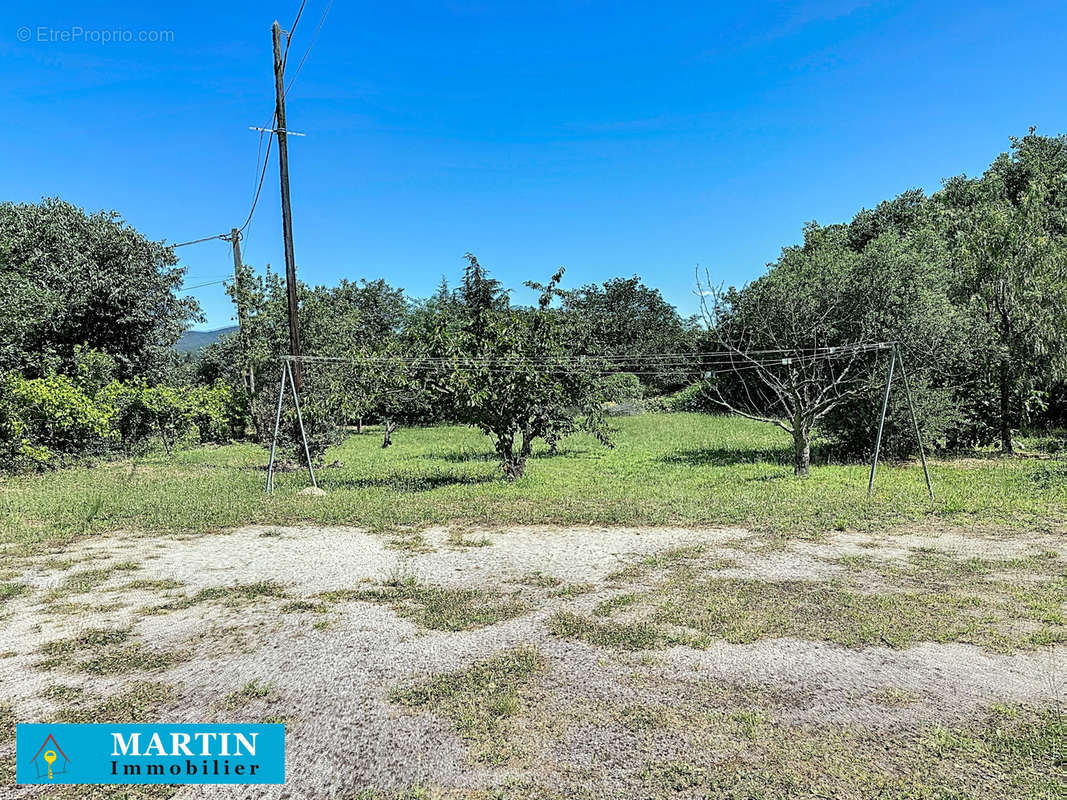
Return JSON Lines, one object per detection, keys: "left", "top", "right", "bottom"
{"left": 265, "top": 363, "right": 288, "bottom": 493}
{"left": 287, "top": 359, "right": 318, "bottom": 489}
{"left": 867, "top": 347, "right": 896, "bottom": 496}
{"left": 895, "top": 350, "right": 934, "bottom": 501}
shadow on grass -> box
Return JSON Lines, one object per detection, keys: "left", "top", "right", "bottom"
{"left": 662, "top": 446, "right": 838, "bottom": 468}
{"left": 420, "top": 450, "right": 498, "bottom": 464}
{"left": 662, "top": 447, "right": 793, "bottom": 467}
{"left": 421, "top": 447, "right": 590, "bottom": 464}
{"left": 324, "top": 471, "right": 500, "bottom": 493}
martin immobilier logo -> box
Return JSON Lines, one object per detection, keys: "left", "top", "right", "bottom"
{"left": 16, "top": 723, "right": 285, "bottom": 784}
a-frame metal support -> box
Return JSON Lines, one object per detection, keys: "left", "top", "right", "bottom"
{"left": 867, "top": 346, "right": 934, "bottom": 500}
{"left": 265, "top": 358, "right": 318, "bottom": 493}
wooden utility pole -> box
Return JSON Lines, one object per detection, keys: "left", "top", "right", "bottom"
{"left": 272, "top": 20, "right": 303, "bottom": 389}
{"left": 227, "top": 227, "right": 255, "bottom": 399}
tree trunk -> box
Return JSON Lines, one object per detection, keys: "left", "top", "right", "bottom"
{"left": 382, "top": 420, "right": 396, "bottom": 449}
{"left": 999, "top": 358, "right": 1013, "bottom": 454}
{"left": 793, "top": 429, "right": 810, "bottom": 477}
{"left": 356, "top": 417, "right": 363, "bottom": 435}
{"left": 501, "top": 429, "right": 533, "bottom": 480}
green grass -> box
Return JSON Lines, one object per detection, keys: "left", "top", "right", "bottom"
{"left": 321, "top": 581, "right": 527, "bottom": 631}
{"left": 0, "top": 580, "right": 28, "bottom": 606}
{"left": 222, "top": 680, "right": 276, "bottom": 710}
{"left": 553, "top": 545, "right": 1066, "bottom": 653}
{"left": 148, "top": 579, "right": 289, "bottom": 612}
{"left": 628, "top": 704, "right": 1065, "bottom": 800}
{"left": 43, "top": 562, "right": 140, "bottom": 600}
{"left": 36, "top": 627, "right": 189, "bottom": 675}
{"left": 389, "top": 647, "right": 542, "bottom": 765}
{"left": 1, "top": 414, "right": 1064, "bottom": 559}
{"left": 53, "top": 681, "right": 175, "bottom": 724}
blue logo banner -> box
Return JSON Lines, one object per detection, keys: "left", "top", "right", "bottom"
{"left": 16, "top": 723, "right": 285, "bottom": 784}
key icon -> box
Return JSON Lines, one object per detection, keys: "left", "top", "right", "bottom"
{"left": 43, "top": 750, "right": 56, "bottom": 780}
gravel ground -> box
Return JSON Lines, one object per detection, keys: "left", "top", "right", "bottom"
{"left": 1, "top": 523, "right": 1063, "bottom": 799}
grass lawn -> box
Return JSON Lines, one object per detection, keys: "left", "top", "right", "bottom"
{"left": 0, "top": 412, "right": 1063, "bottom": 798}
{"left": 1, "top": 413, "right": 1065, "bottom": 559}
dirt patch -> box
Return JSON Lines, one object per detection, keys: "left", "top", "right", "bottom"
{"left": 0, "top": 523, "right": 1062, "bottom": 799}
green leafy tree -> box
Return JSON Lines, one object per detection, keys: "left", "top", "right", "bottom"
{"left": 447, "top": 265, "right": 611, "bottom": 479}
{"left": 0, "top": 198, "right": 200, "bottom": 379}
{"left": 558, "top": 276, "right": 697, "bottom": 391}
{"left": 939, "top": 134, "right": 1067, "bottom": 452}
{"left": 701, "top": 219, "right": 962, "bottom": 475}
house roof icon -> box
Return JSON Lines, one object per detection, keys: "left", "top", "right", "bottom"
{"left": 29, "top": 733, "right": 70, "bottom": 777}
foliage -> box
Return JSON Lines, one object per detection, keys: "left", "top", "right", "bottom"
{"left": 0, "top": 372, "right": 247, "bottom": 470}
{"left": 558, "top": 276, "right": 697, "bottom": 391}
{"left": 0, "top": 197, "right": 200, "bottom": 379}
{"left": 186, "top": 382, "right": 248, "bottom": 444}
{"left": 938, "top": 133, "right": 1067, "bottom": 452}
{"left": 446, "top": 264, "right": 612, "bottom": 478}
{"left": 0, "top": 372, "right": 111, "bottom": 469}
{"left": 663, "top": 381, "right": 717, "bottom": 413}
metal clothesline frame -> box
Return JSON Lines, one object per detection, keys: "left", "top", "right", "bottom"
{"left": 264, "top": 347, "right": 934, "bottom": 500}
{"left": 265, "top": 358, "right": 318, "bottom": 493}
{"left": 868, "top": 345, "right": 935, "bottom": 500}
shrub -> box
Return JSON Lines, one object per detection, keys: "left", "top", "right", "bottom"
{"left": 663, "top": 382, "right": 718, "bottom": 413}
{"left": 600, "top": 372, "right": 643, "bottom": 404}
{"left": 2, "top": 373, "right": 111, "bottom": 467}
{"left": 139, "top": 385, "right": 192, "bottom": 454}
{"left": 187, "top": 382, "right": 249, "bottom": 444}
{"left": 98, "top": 381, "right": 154, "bottom": 455}
{"left": 72, "top": 346, "right": 117, "bottom": 395}
{"left": 99, "top": 381, "right": 195, "bottom": 455}
{"left": 254, "top": 372, "right": 343, "bottom": 467}
{"left": 820, "top": 373, "right": 962, "bottom": 460}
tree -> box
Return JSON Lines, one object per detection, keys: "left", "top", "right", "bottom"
{"left": 0, "top": 198, "right": 200, "bottom": 379}
{"left": 447, "top": 264, "right": 611, "bottom": 479}
{"left": 558, "top": 276, "right": 697, "bottom": 391}
{"left": 939, "top": 134, "right": 1067, "bottom": 453}
{"left": 698, "top": 220, "right": 958, "bottom": 476}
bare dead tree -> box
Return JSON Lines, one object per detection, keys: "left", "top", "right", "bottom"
{"left": 696, "top": 265, "right": 886, "bottom": 476}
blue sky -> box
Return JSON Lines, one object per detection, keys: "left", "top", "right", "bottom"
{"left": 4, "top": 1, "right": 1067, "bottom": 330}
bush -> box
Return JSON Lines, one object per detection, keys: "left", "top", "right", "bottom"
{"left": 820, "top": 373, "right": 962, "bottom": 460}
{"left": 663, "top": 381, "right": 718, "bottom": 413}
{"left": 600, "top": 372, "right": 643, "bottom": 404}
{"left": 187, "top": 382, "right": 249, "bottom": 444}
{"left": 98, "top": 381, "right": 153, "bottom": 454}
{"left": 0, "top": 372, "right": 111, "bottom": 469}
{"left": 99, "top": 381, "right": 195, "bottom": 455}
{"left": 0, "top": 368, "right": 254, "bottom": 472}
{"left": 253, "top": 373, "right": 343, "bottom": 467}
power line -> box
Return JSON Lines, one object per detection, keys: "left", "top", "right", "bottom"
{"left": 179, "top": 278, "right": 229, "bottom": 292}
{"left": 277, "top": 343, "right": 889, "bottom": 363}
{"left": 285, "top": 0, "right": 333, "bottom": 96}
{"left": 272, "top": 345, "right": 890, "bottom": 370}
{"left": 284, "top": 0, "right": 309, "bottom": 54}
{"left": 174, "top": 0, "right": 327, "bottom": 268}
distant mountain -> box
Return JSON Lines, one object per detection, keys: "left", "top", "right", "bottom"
{"left": 175, "top": 325, "right": 238, "bottom": 354}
